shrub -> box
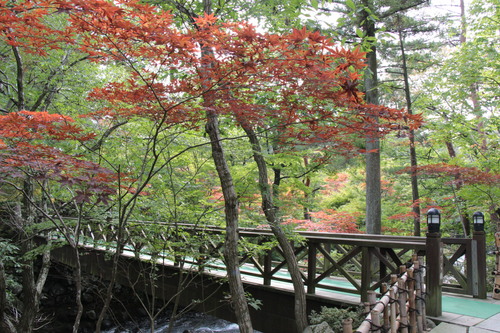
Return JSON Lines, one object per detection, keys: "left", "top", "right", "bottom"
{"left": 309, "top": 305, "right": 364, "bottom": 331}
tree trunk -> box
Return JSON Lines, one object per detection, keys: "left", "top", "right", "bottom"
{"left": 95, "top": 216, "right": 126, "bottom": 332}
{"left": 397, "top": 19, "right": 421, "bottom": 236}
{"left": 205, "top": 111, "right": 253, "bottom": 332}
{"left": 197, "top": 1, "right": 252, "bottom": 328}
{"left": 72, "top": 246, "right": 83, "bottom": 333}
{"left": 242, "top": 124, "right": 308, "bottom": 333}
{"left": 361, "top": 1, "right": 381, "bottom": 235}
{"left": 0, "top": 261, "right": 16, "bottom": 333}
{"left": 17, "top": 180, "right": 51, "bottom": 333}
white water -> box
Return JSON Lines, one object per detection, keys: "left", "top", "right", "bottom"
{"left": 103, "top": 311, "right": 256, "bottom": 333}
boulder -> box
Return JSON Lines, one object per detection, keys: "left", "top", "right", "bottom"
{"left": 303, "top": 321, "right": 334, "bottom": 333}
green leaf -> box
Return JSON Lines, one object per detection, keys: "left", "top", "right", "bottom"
{"left": 311, "top": 0, "right": 319, "bottom": 9}
{"left": 355, "top": 28, "right": 365, "bottom": 38}
{"left": 346, "top": 0, "right": 356, "bottom": 11}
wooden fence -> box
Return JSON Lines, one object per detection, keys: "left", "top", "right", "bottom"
{"left": 343, "top": 254, "right": 426, "bottom": 333}
{"left": 73, "top": 219, "right": 487, "bottom": 317}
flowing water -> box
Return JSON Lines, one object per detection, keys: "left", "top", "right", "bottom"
{"left": 103, "top": 310, "right": 256, "bottom": 333}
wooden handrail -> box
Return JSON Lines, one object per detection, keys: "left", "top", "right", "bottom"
{"left": 53, "top": 217, "right": 486, "bottom": 309}
{"left": 344, "top": 254, "right": 426, "bottom": 333}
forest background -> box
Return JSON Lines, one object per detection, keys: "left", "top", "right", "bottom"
{"left": 0, "top": 0, "right": 498, "bottom": 332}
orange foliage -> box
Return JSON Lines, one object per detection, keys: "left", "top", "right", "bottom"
{"left": 320, "top": 173, "right": 350, "bottom": 195}
{"left": 284, "top": 209, "right": 360, "bottom": 233}
{"left": 0, "top": 0, "right": 424, "bottom": 208}
{"left": 402, "top": 163, "right": 500, "bottom": 187}
{"left": 46, "top": 1, "right": 421, "bottom": 153}
{"left": 0, "top": 111, "right": 115, "bottom": 204}
{"left": 0, "top": 111, "right": 94, "bottom": 142}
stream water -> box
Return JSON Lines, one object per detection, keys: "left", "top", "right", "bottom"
{"left": 102, "top": 311, "right": 249, "bottom": 333}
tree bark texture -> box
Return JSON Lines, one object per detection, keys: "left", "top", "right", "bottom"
{"left": 397, "top": 21, "right": 421, "bottom": 236}
{"left": 0, "top": 261, "right": 16, "bottom": 333}
{"left": 242, "top": 124, "right": 308, "bottom": 333}
{"left": 205, "top": 111, "right": 253, "bottom": 332}
{"left": 361, "top": 1, "right": 381, "bottom": 235}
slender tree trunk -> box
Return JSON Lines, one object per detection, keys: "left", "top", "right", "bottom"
{"left": 166, "top": 268, "right": 185, "bottom": 333}
{"left": 242, "top": 124, "right": 308, "bottom": 333}
{"left": 361, "top": 1, "right": 381, "bottom": 235}
{"left": 491, "top": 206, "right": 500, "bottom": 232}
{"left": 443, "top": 136, "right": 472, "bottom": 235}
{"left": 303, "top": 158, "right": 312, "bottom": 220}
{"left": 397, "top": 19, "right": 421, "bottom": 236}
{"left": 72, "top": 246, "right": 83, "bottom": 333}
{"left": 205, "top": 111, "right": 253, "bottom": 332}
{"left": 18, "top": 236, "right": 51, "bottom": 333}
{"left": 12, "top": 44, "right": 25, "bottom": 111}
{"left": 196, "top": 1, "right": 252, "bottom": 328}
{"left": 10, "top": 41, "right": 51, "bottom": 333}
{"left": 18, "top": 180, "right": 52, "bottom": 333}
{"left": 95, "top": 217, "right": 128, "bottom": 332}
{"left": 0, "top": 261, "right": 16, "bottom": 333}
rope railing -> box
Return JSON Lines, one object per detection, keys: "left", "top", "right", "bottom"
{"left": 343, "top": 254, "right": 427, "bottom": 333}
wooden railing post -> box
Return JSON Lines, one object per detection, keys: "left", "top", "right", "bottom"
{"left": 413, "top": 256, "right": 424, "bottom": 332}
{"left": 426, "top": 232, "right": 442, "bottom": 317}
{"left": 473, "top": 230, "right": 487, "bottom": 299}
{"left": 263, "top": 249, "right": 272, "bottom": 286}
{"left": 307, "top": 241, "right": 317, "bottom": 294}
{"left": 342, "top": 318, "right": 353, "bottom": 333}
{"left": 361, "top": 246, "right": 371, "bottom": 302}
{"left": 398, "top": 277, "right": 409, "bottom": 333}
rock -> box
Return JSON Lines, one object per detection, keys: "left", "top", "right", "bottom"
{"left": 193, "top": 328, "right": 214, "bottom": 333}
{"left": 86, "top": 310, "right": 97, "bottom": 320}
{"left": 102, "top": 318, "right": 114, "bottom": 329}
{"left": 426, "top": 318, "right": 437, "bottom": 329}
{"left": 51, "top": 282, "right": 67, "bottom": 296}
{"left": 82, "top": 292, "right": 95, "bottom": 303}
{"left": 303, "top": 321, "right": 334, "bottom": 333}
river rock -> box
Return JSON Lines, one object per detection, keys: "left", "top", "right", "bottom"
{"left": 86, "top": 310, "right": 97, "bottom": 320}
{"left": 303, "top": 321, "right": 334, "bottom": 333}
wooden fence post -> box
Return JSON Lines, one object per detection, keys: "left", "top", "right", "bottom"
{"left": 407, "top": 267, "right": 416, "bottom": 333}
{"left": 473, "top": 230, "right": 487, "bottom": 299}
{"left": 426, "top": 232, "right": 442, "bottom": 317}
{"left": 381, "top": 283, "right": 390, "bottom": 332}
{"left": 390, "top": 286, "right": 397, "bottom": 333}
{"left": 361, "top": 247, "right": 371, "bottom": 302}
{"left": 307, "top": 241, "right": 317, "bottom": 294}
{"left": 342, "top": 318, "right": 353, "bottom": 333}
{"left": 263, "top": 249, "right": 272, "bottom": 286}
{"left": 398, "top": 277, "right": 409, "bottom": 333}
{"left": 413, "top": 257, "right": 424, "bottom": 332}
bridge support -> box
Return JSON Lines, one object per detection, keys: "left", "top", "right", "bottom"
{"left": 426, "top": 232, "right": 442, "bottom": 317}
{"left": 473, "top": 230, "right": 487, "bottom": 299}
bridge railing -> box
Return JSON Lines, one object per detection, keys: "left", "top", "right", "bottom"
{"left": 343, "top": 254, "right": 426, "bottom": 333}
{"left": 74, "top": 220, "right": 486, "bottom": 308}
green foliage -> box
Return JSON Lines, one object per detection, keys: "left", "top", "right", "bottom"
{"left": 245, "top": 292, "right": 263, "bottom": 311}
{"left": 309, "top": 305, "right": 364, "bottom": 331}
{"left": 0, "top": 239, "right": 21, "bottom": 306}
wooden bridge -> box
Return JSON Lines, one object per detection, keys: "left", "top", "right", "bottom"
{"left": 48, "top": 220, "right": 487, "bottom": 333}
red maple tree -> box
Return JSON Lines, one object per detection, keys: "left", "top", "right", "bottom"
{"left": 0, "top": 111, "right": 115, "bottom": 204}
{"left": 0, "top": 2, "right": 424, "bottom": 331}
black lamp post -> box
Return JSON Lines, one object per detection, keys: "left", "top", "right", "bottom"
{"left": 427, "top": 208, "right": 441, "bottom": 233}
{"left": 426, "top": 207, "right": 443, "bottom": 316}
{"left": 473, "top": 211, "right": 485, "bottom": 232}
